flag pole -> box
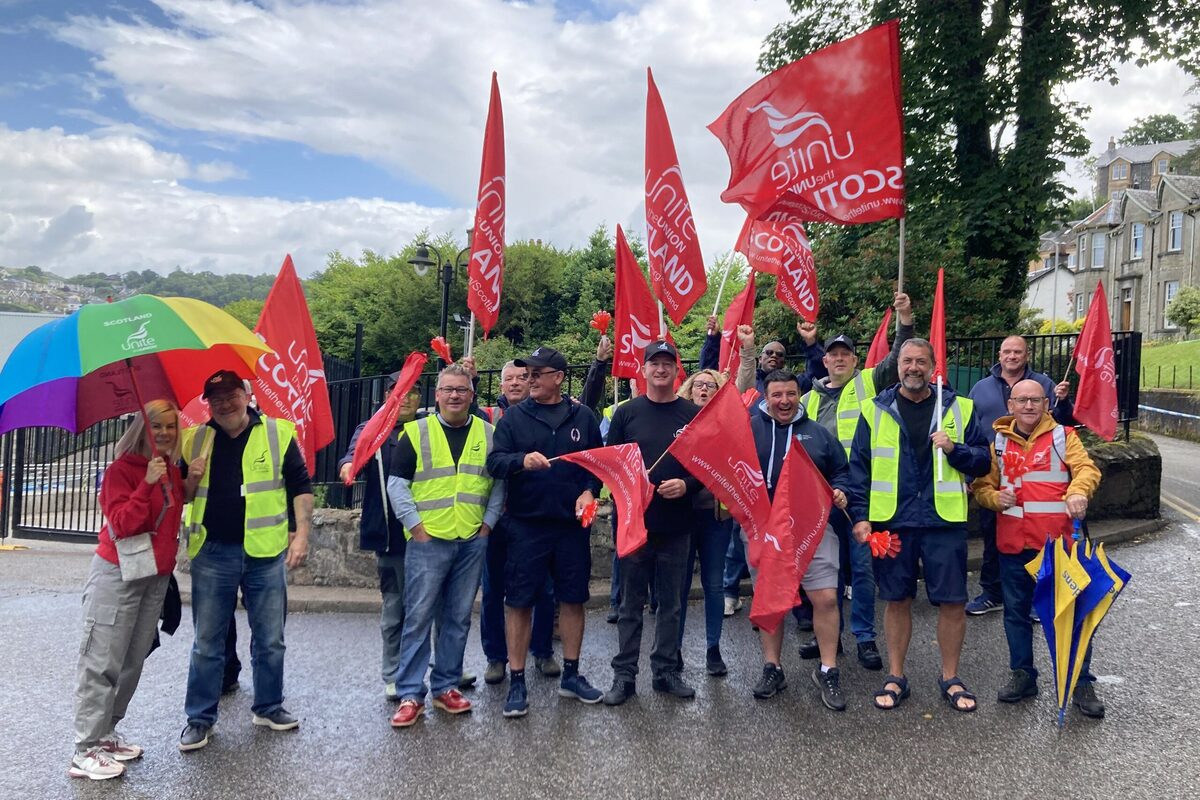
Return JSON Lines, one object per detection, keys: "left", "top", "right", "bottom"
{"left": 656, "top": 301, "right": 666, "bottom": 338}
{"left": 936, "top": 375, "right": 944, "bottom": 481}
{"left": 711, "top": 257, "right": 736, "bottom": 316}
{"left": 375, "top": 448, "right": 391, "bottom": 521}
{"left": 466, "top": 312, "right": 476, "bottom": 358}
{"left": 897, "top": 216, "right": 906, "bottom": 332}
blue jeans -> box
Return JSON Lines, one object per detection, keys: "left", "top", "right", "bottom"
{"left": 834, "top": 513, "right": 877, "bottom": 643}
{"left": 185, "top": 540, "right": 288, "bottom": 726}
{"left": 1000, "top": 549, "right": 1094, "bottom": 683}
{"left": 481, "top": 521, "right": 554, "bottom": 662}
{"left": 978, "top": 509, "right": 1003, "bottom": 603}
{"left": 377, "top": 553, "right": 406, "bottom": 684}
{"left": 723, "top": 523, "right": 750, "bottom": 599}
{"left": 394, "top": 535, "right": 487, "bottom": 700}
{"left": 679, "top": 513, "right": 732, "bottom": 649}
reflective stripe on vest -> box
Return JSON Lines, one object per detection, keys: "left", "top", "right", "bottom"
{"left": 995, "top": 425, "right": 1074, "bottom": 553}
{"left": 405, "top": 416, "right": 494, "bottom": 540}
{"left": 803, "top": 371, "right": 874, "bottom": 454}
{"left": 865, "top": 396, "right": 973, "bottom": 523}
{"left": 183, "top": 417, "right": 294, "bottom": 559}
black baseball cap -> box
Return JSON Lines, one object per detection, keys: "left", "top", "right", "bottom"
{"left": 202, "top": 369, "right": 246, "bottom": 398}
{"left": 515, "top": 346, "right": 568, "bottom": 371}
{"left": 644, "top": 340, "right": 678, "bottom": 362}
{"left": 824, "top": 334, "right": 856, "bottom": 353}
{"left": 387, "top": 371, "right": 422, "bottom": 396}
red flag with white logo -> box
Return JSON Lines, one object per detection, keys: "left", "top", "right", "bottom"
{"left": 558, "top": 443, "right": 654, "bottom": 557}
{"left": 468, "top": 72, "right": 506, "bottom": 335}
{"left": 253, "top": 255, "right": 335, "bottom": 475}
{"left": 667, "top": 382, "right": 772, "bottom": 549}
{"left": 1072, "top": 281, "right": 1118, "bottom": 440}
{"left": 343, "top": 352, "right": 428, "bottom": 484}
{"left": 929, "top": 267, "right": 947, "bottom": 384}
{"left": 749, "top": 440, "right": 834, "bottom": 633}
{"left": 865, "top": 306, "right": 894, "bottom": 369}
{"left": 646, "top": 68, "right": 707, "bottom": 324}
{"left": 769, "top": 221, "right": 820, "bottom": 323}
{"left": 719, "top": 271, "right": 757, "bottom": 374}
{"left": 613, "top": 224, "right": 662, "bottom": 380}
{"left": 708, "top": 20, "right": 905, "bottom": 225}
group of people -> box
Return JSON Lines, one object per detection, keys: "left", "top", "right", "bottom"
{"left": 67, "top": 293, "right": 1108, "bottom": 780}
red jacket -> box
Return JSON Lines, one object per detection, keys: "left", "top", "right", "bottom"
{"left": 95, "top": 452, "right": 185, "bottom": 576}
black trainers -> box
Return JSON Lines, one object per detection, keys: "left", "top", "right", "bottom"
{"left": 602, "top": 678, "right": 636, "bottom": 706}
{"left": 752, "top": 663, "right": 787, "bottom": 699}
{"left": 651, "top": 672, "right": 696, "bottom": 699}
{"left": 799, "top": 636, "right": 843, "bottom": 660}
{"left": 606, "top": 607, "right": 619, "bottom": 624}
{"left": 1072, "top": 682, "right": 1105, "bottom": 718}
{"left": 857, "top": 641, "right": 883, "bottom": 671}
{"left": 252, "top": 709, "right": 299, "bottom": 731}
{"left": 705, "top": 645, "right": 728, "bottom": 677}
{"left": 811, "top": 667, "right": 847, "bottom": 711}
{"left": 178, "top": 724, "right": 211, "bottom": 752}
{"left": 997, "top": 669, "right": 1039, "bottom": 703}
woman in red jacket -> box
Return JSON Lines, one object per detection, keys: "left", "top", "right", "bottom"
{"left": 69, "top": 399, "right": 200, "bottom": 781}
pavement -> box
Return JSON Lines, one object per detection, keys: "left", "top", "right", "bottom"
{"left": 2, "top": 435, "right": 1199, "bottom": 799}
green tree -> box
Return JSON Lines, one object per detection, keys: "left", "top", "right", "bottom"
{"left": 1119, "top": 114, "right": 1195, "bottom": 146}
{"left": 1165, "top": 285, "right": 1200, "bottom": 336}
{"left": 760, "top": 1, "right": 1200, "bottom": 332}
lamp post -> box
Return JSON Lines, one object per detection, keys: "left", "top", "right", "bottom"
{"left": 407, "top": 242, "right": 470, "bottom": 368}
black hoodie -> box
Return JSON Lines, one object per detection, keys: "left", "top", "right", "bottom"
{"left": 750, "top": 404, "right": 850, "bottom": 501}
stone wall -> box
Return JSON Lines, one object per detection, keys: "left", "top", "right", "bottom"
{"left": 1082, "top": 433, "right": 1161, "bottom": 520}
{"left": 1135, "top": 388, "right": 1200, "bottom": 444}
{"left": 288, "top": 508, "right": 377, "bottom": 588}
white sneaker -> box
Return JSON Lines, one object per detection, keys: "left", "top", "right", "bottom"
{"left": 724, "top": 596, "right": 737, "bottom": 616}
{"left": 68, "top": 748, "right": 125, "bottom": 781}
{"left": 99, "top": 730, "right": 143, "bottom": 761}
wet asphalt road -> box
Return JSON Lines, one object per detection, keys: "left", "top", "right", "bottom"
{"left": 4, "top": 437, "right": 1200, "bottom": 799}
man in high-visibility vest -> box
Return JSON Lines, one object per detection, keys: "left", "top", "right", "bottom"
{"left": 178, "top": 370, "right": 313, "bottom": 752}
{"left": 798, "top": 292, "right": 914, "bottom": 672}
{"left": 385, "top": 364, "right": 505, "bottom": 728}
{"left": 971, "top": 380, "right": 1103, "bottom": 716}
{"left": 848, "top": 339, "right": 991, "bottom": 713}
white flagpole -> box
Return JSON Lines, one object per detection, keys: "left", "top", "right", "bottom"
{"left": 897, "top": 216, "right": 906, "bottom": 332}
{"left": 466, "top": 312, "right": 476, "bottom": 358}
{"left": 936, "top": 374, "right": 944, "bottom": 481}
{"left": 656, "top": 301, "right": 666, "bottom": 338}
{"left": 711, "top": 258, "right": 736, "bottom": 316}
{"left": 375, "top": 448, "right": 390, "bottom": 520}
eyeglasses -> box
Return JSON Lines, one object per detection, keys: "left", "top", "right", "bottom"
{"left": 528, "top": 369, "right": 561, "bottom": 380}
{"left": 207, "top": 394, "right": 242, "bottom": 409}
{"left": 1010, "top": 396, "right": 1046, "bottom": 406}
{"left": 762, "top": 349, "right": 785, "bottom": 358}
{"left": 691, "top": 381, "right": 718, "bottom": 391}
{"left": 436, "top": 386, "right": 472, "bottom": 396}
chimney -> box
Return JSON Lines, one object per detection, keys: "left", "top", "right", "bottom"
{"left": 1107, "top": 137, "right": 1116, "bottom": 155}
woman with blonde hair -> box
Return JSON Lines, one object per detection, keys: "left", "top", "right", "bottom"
{"left": 674, "top": 369, "right": 737, "bottom": 676}
{"left": 70, "top": 399, "right": 201, "bottom": 780}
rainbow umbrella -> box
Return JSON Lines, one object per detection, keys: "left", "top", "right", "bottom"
{"left": 0, "top": 295, "right": 272, "bottom": 435}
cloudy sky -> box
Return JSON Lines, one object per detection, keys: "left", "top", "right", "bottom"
{"left": 0, "top": 0, "right": 1193, "bottom": 277}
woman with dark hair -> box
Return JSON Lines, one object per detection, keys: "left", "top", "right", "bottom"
{"left": 70, "top": 400, "right": 200, "bottom": 780}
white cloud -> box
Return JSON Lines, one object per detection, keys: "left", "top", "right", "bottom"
{"left": 0, "top": 125, "right": 464, "bottom": 274}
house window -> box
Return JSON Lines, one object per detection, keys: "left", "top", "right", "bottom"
{"left": 1067, "top": 252, "right": 1077, "bottom": 269}
{"left": 1165, "top": 280, "right": 1180, "bottom": 328}
{"left": 1157, "top": 158, "right": 1169, "bottom": 175}
{"left": 1168, "top": 211, "right": 1184, "bottom": 251}
{"left": 1111, "top": 162, "right": 1128, "bottom": 180}
{"left": 1130, "top": 222, "right": 1144, "bottom": 260}
{"left": 1075, "top": 293, "right": 1085, "bottom": 320}
{"left": 1091, "top": 232, "right": 1106, "bottom": 268}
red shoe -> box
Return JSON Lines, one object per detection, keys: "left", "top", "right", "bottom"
{"left": 432, "top": 689, "right": 473, "bottom": 714}
{"left": 390, "top": 699, "right": 423, "bottom": 728}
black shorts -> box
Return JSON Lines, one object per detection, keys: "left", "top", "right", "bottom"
{"left": 504, "top": 517, "right": 591, "bottom": 607}
{"left": 874, "top": 526, "right": 968, "bottom": 604}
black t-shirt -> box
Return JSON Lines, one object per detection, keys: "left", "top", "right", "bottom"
{"left": 389, "top": 416, "right": 474, "bottom": 480}
{"left": 606, "top": 395, "right": 701, "bottom": 533}
{"left": 895, "top": 391, "right": 936, "bottom": 483}
{"left": 201, "top": 411, "right": 313, "bottom": 545}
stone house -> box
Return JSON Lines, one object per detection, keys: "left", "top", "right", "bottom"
{"left": 1096, "top": 138, "right": 1199, "bottom": 201}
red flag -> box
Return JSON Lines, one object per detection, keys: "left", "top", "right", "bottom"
{"left": 865, "top": 306, "right": 894, "bottom": 369}
{"left": 613, "top": 224, "right": 662, "bottom": 380}
{"left": 343, "top": 352, "right": 428, "bottom": 484}
{"left": 253, "top": 255, "right": 335, "bottom": 475}
{"left": 770, "top": 221, "right": 820, "bottom": 323}
{"left": 719, "top": 271, "right": 757, "bottom": 375}
{"left": 467, "top": 73, "right": 506, "bottom": 335}
{"left": 929, "top": 268, "right": 947, "bottom": 384}
{"left": 749, "top": 441, "right": 834, "bottom": 633}
{"left": 558, "top": 444, "right": 654, "bottom": 557}
{"left": 1072, "top": 282, "right": 1118, "bottom": 441}
{"left": 667, "top": 382, "right": 772, "bottom": 547}
{"left": 708, "top": 20, "right": 905, "bottom": 225}
{"left": 645, "top": 68, "right": 707, "bottom": 324}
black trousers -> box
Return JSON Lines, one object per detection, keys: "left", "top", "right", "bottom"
{"left": 611, "top": 531, "right": 690, "bottom": 682}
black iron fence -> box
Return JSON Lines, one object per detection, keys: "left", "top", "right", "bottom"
{"left": 0, "top": 331, "right": 1142, "bottom": 542}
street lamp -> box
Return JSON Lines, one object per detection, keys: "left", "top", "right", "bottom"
{"left": 408, "top": 241, "right": 470, "bottom": 368}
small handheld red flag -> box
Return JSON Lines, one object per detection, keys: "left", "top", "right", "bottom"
{"left": 864, "top": 306, "right": 894, "bottom": 369}
{"left": 929, "top": 268, "right": 947, "bottom": 384}
{"left": 467, "top": 73, "right": 506, "bottom": 335}
{"left": 558, "top": 444, "right": 653, "bottom": 557}
{"left": 719, "top": 272, "right": 757, "bottom": 375}
{"left": 613, "top": 225, "right": 662, "bottom": 380}
{"left": 344, "top": 352, "right": 428, "bottom": 485}
{"left": 1072, "top": 281, "right": 1119, "bottom": 440}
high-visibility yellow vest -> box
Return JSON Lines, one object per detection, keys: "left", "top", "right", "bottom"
{"left": 802, "top": 370, "right": 876, "bottom": 456}
{"left": 405, "top": 415, "right": 494, "bottom": 540}
{"left": 182, "top": 417, "right": 295, "bottom": 559}
{"left": 864, "top": 395, "right": 974, "bottom": 523}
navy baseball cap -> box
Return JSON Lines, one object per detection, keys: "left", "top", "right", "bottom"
{"left": 515, "top": 346, "right": 568, "bottom": 371}
{"left": 644, "top": 340, "right": 678, "bottom": 362}
{"left": 202, "top": 369, "right": 245, "bottom": 398}
{"left": 824, "top": 334, "right": 856, "bottom": 353}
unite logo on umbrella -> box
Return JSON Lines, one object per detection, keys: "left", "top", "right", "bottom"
{"left": 121, "top": 320, "right": 157, "bottom": 353}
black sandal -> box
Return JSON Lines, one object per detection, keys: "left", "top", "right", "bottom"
{"left": 938, "top": 676, "right": 977, "bottom": 713}
{"left": 873, "top": 674, "right": 910, "bottom": 710}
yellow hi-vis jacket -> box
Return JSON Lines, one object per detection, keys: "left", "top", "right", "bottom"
{"left": 864, "top": 395, "right": 975, "bottom": 523}
{"left": 404, "top": 415, "right": 494, "bottom": 540}
{"left": 182, "top": 417, "right": 295, "bottom": 559}
{"left": 802, "top": 370, "right": 876, "bottom": 456}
